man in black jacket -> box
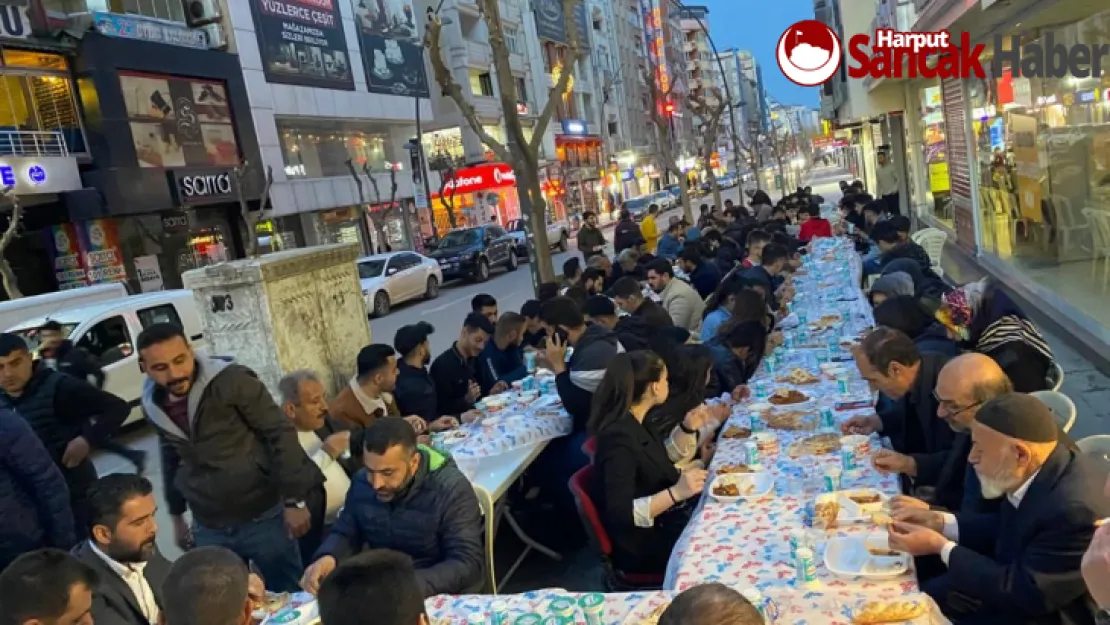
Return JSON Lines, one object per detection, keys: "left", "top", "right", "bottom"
{"left": 611, "top": 277, "right": 674, "bottom": 332}
{"left": 429, "top": 313, "right": 493, "bottom": 417}
{"left": 0, "top": 409, "right": 74, "bottom": 570}
{"left": 394, "top": 322, "right": 440, "bottom": 422}
{"left": 740, "top": 243, "right": 789, "bottom": 311}
{"left": 72, "top": 474, "right": 171, "bottom": 625}
{"left": 582, "top": 295, "right": 650, "bottom": 351}
{"left": 39, "top": 320, "right": 147, "bottom": 472}
{"left": 0, "top": 549, "right": 100, "bottom": 625}
{"left": 613, "top": 209, "right": 644, "bottom": 254}
{"left": 300, "top": 418, "right": 483, "bottom": 597}
{"left": 136, "top": 323, "right": 323, "bottom": 592}
{"left": 0, "top": 333, "right": 130, "bottom": 538}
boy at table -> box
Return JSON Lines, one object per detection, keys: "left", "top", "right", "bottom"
{"left": 301, "top": 418, "right": 484, "bottom": 597}
{"left": 318, "top": 550, "right": 429, "bottom": 625}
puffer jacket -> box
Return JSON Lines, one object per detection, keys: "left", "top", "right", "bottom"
{"left": 0, "top": 409, "right": 74, "bottom": 570}
{"left": 315, "top": 445, "right": 483, "bottom": 597}
{"left": 142, "top": 355, "right": 323, "bottom": 527}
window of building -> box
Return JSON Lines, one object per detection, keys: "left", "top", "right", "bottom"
{"left": 906, "top": 82, "right": 950, "bottom": 228}
{"left": 469, "top": 70, "right": 494, "bottom": 97}
{"left": 0, "top": 51, "right": 85, "bottom": 154}
{"left": 504, "top": 27, "right": 521, "bottom": 54}
{"left": 608, "top": 121, "right": 618, "bottom": 137}
{"left": 514, "top": 77, "right": 529, "bottom": 108}
{"left": 277, "top": 118, "right": 393, "bottom": 179}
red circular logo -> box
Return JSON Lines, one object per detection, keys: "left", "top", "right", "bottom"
{"left": 776, "top": 20, "right": 842, "bottom": 87}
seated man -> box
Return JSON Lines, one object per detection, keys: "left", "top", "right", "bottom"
{"left": 519, "top": 300, "right": 547, "bottom": 348}
{"left": 318, "top": 550, "right": 428, "bottom": 625}
{"left": 740, "top": 243, "right": 788, "bottom": 311}
{"left": 430, "top": 313, "right": 494, "bottom": 417}
{"left": 678, "top": 246, "right": 721, "bottom": 300}
{"left": 470, "top": 294, "right": 498, "bottom": 325}
{"left": 476, "top": 312, "right": 528, "bottom": 394}
{"left": 393, "top": 322, "right": 440, "bottom": 423}
{"left": 889, "top": 394, "right": 1110, "bottom": 624}
{"left": 72, "top": 474, "right": 171, "bottom": 625}
{"left": 706, "top": 320, "right": 767, "bottom": 394}
{"left": 646, "top": 258, "right": 705, "bottom": 333}
{"left": 659, "top": 583, "right": 763, "bottom": 625}
{"left": 583, "top": 295, "right": 650, "bottom": 351}
{"left": 540, "top": 297, "right": 621, "bottom": 432}
{"left": 161, "top": 547, "right": 261, "bottom": 625}
{"left": 611, "top": 277, "right": 673, "bottom": 332}
{"left": 0, "top": 549, "right": 98, "bottom": 625}
{"left": 330, "top": 344, "right": 423, "bottom": 431}
{"left": 301, "top": 418, "right": 483, "bottom": 597}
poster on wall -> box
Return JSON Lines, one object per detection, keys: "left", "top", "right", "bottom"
{"left": 533, "top": 0, "right": 589, "bottom": 45}
{"left": 352, "top": 0, "right": 428, "bottom": 97}
{"left": 134, "top": 255, "right": 164, "bottom": 292}
{"left": 250, "top": 0, "right": 354, "bottom": 90}
{"left": 119, "top": 72, "right": 240, "bottom": 169}
{"left": 79, "top": 220, "right": 128, "bottom": 285}
{"left": 47, "top": 224, "right": 89, "bottom": 290}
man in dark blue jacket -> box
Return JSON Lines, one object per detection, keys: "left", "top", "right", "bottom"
{"left": 394, "top": 322, "right": 439, "bottom": 422}
{"left": 740, "top": 243, "right": 788, "bottom": 311}
{"left": 476, "top": 313, "right": 528, "bottom": 394}
{"left": 300, "top": 418, "right": 482, "bottom": 597}
{"left": 679, "top": 245, "right": 721, "bottom": 300}
{"left": 889, "top": 393, "right": 1110, "bottom": 625}
{"left": 0, "top": 409, "right": 75, "bottom": 570}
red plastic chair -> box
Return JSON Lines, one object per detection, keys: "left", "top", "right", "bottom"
{"left": 581, "top": 436, "right": 598, "bottom": 462}
{"left": 568, "top": 464, "right": 665, "bottom": 590}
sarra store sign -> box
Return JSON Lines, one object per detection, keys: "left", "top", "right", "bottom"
{"left": 170, "top": 169, "right": 235, "bottom": 204}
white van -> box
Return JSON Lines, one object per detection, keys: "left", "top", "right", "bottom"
{"left": 0, "top": 284, "right": 129, "bottom": 332}
{"left": 8, "top": 290, "right": 204, "bottom": 425}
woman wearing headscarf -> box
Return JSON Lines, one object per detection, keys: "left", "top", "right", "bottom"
{"left": 935, "top": 278, "right": 1055, "bottom": 392}
{"left": 881, "top": 258, "right": 950, "bottom": 312}
{"left": 868, "top": 271, "right": 914, "bottom": 307}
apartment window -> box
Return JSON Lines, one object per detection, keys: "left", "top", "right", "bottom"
{"left": 514, "top": 77, "right": 529, "bottom": 106}
{"left": 55, "top": 0, "right": 187, "bottom": 23}
{"left": 504, "top": 27, "right": 521, "bottom": 55}
{"left": 277, "top": 118, "right": 393, "bottom": 179}
{"left": 608, "top": 121, "right": 618, "bottom": 137}
{"left": 0, "top": 50, "right": 86, "bottom": 154}
{"left": 469, "top": 71, "right": 494, "bottom": 97}
{"left": 592, "top": 18, "right": 602, "bottom": 31}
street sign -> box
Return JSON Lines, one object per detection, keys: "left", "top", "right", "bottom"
{"left": 414, "top": 184, "right": 429, "bottom": 210}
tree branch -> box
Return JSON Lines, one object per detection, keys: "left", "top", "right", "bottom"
{"left": 0, "top": 186, "right": 22, "bottom": 299}
{"left": 424, "top": 14, "right": 513, "bottom": 164}
{"left": 529, "top": 0, "right": 583, "bottom": 155}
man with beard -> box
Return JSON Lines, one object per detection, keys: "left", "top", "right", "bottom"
{"left": 136, "top": 323, "right": 323, "bottom": 592}
{"left": 71, "top": 474, "right": 170, "bottom": 625}
{"left": 576, "top": 211, "right": 606, "bottom": 259}
{"left": 476, "top": 313, "right": 527, "bottom": 395}
{"left": 300, "top": 418, "right": 482, "bottom": 597}
{"left": 645, "top": 258, "right": 704, "bottom": 333}
{"left": 611, "top": 277, "right": 673, "bottom": 333}
{"left": 889, "top": 394, "right": 1110, "bottom": 625}
{"left": 280, "top": 370, "right": 355, "bottom": 566}
{"left": 580, "top": 267, "right": 605, "bottom": 297}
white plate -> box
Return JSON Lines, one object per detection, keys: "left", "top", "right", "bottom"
{"left": 709, "top": 472, "right": 775, "bottom": 504}
{"left": 825, "top": 534, "right": 909, "bottom": 578}
{"left": 835, "top": 489, "right": 890, "bottom": 522}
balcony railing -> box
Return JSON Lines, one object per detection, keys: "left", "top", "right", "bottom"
{"left": 0, "top": 130, "right": 69, "bottom": 157}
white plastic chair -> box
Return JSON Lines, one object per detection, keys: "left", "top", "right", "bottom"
{"left": 1046, "top": 361, "right": 1064, "bottom": 392}
{"left": 1031, "top": 390, "right": 1077, "bottom": 433}
{"left": 1076, "top": 435, "right": 1110, "bottom": 473}
{"left": 1082, "top": 208, "right": 1110, "bottom": 287}
{"left": 911, "top": 228, "right": 948, "bottom": 278}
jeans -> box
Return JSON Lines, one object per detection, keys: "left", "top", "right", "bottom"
{"left": 193, "top": 505, "right": 304, "bottom": 592}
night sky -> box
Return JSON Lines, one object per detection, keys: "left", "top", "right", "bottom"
{"left": 701, "top": 0, "right": 820, "bottom": 107}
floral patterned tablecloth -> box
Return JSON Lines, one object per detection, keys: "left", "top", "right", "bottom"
{"left": 426, "top": 590, "right": 671, "bottom": 624}
{"left": 431, "top": 393, "right": 572, "bottom": 460}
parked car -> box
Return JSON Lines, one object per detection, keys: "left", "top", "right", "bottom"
{"left": 621, "top": 196, "right": 653, "bottom": 221}
{"left": 357, "top": 251, "right": 443, "bottom": 317}
{"left": 9, "top": 290, "right": 204, "bottom": 426}
{"left": 651, "top": 190, "right": 676, "bottom": 210}
{"left": 0, "top": 283, "right": 128, "bottom": 332}
{"left": 425, "top": 225, "right": 518, "bottom": 283}
{"left": 505, "top": 218, "right": 570, "bottom": 257}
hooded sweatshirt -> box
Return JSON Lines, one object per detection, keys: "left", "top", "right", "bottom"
{"left": 141, "top": 355, "right": 323, "bottom": 527}
{"left": 557, "top": 323, "right": 623, "bottom": 432}
{"left": 869, "top": 272, "right": 915, "bottom": 302}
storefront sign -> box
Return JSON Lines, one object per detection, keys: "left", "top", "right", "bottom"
{"left": 351, "top": 0, "right": 428, "bottom": 97}
{"left": 161, "top": 211, "right": 191, "bottom": 233}
{"left": 92, "top": 12, "right": 208, "bottom": 49}
{"left": 134, "top": 255, "right": 164, "bottom": 292}
{"left": 249, "top": 0, "right": 354, "bottom": 90}
{"left": 119, "top": 71, "right": 239, "bottom": 169}
{"left": 442, "top": 163, "right": 517, "bottom": 194}
{"left": 47, "top": 224, "right": 89, "bottom": 290}
{"left": 170, "top": 169, "right": 236, "bottom": 204}
{"left": 0, "top": 4, "right": 31, "bottom": 40}
{"left": 79, "top": 220, "right": 128, "bottom": 285}
{"left": 0, "top": 156, "right": 81, "bottom": 195}
{"left": 561, "top": 119, "right": 587, "bottom": 135}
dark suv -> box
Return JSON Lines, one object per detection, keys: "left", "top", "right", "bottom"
{"left": 426, "top": 225, "right": 518, "bottom": 282}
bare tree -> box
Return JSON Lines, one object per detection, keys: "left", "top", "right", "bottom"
{"left": 0, "top": 187, "right": 22, "bottom": 299}
{"left": 363, "top": 162, "right": 399, "bottom": 252}
{"left": 231, "top": 159, "right": 274, "bottom": 258}
{"left": 640, "top": 62, "right": 692, "bottom": 222}
{"left": 690, "top": 88, "right": 728, "bottom": 213}
{"left": 430, "top": 153, "right": 459, "bottom": 230}
{"left": 765, "top": 124, "right": 793, "bottom": 197}
{"left": 425, "top": 0, "right": 581, "bottom": 283}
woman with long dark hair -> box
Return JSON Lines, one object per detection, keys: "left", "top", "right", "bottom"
{"left": 591, "top": 351, "right": 708, "bottom": 575}
{"left": 645, "top": 344, "right": 727, "bottom": 442}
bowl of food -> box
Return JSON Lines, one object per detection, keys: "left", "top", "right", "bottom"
{"left": 840, "top": 434, "right": 871, "bottom": 456}
{"left": 812, "top": 493, "right": 840, "bottom": 529}
{"left": 752, "top": 432, "right": 779, "bottom": 454}
{"left": 716, "top": 463, "right": 754, "bottom": 475}
{"left": 838, "top": 488, "right": 888, "bottom": 519}
{"left": 721, "top": 425, "right": 753, "bottom": 439}
{"left": 768, "top": 388, "right": 809, "bottom": 405}
{"left": 709, "top": 472, "right": 774, "bottom": 503}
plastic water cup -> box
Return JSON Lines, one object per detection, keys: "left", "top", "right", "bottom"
{"left": 794, "top": 547, "right": 818, "bottom": 586}
{"left": 743, "top": 441, "right": 761, "bottom": 467}
{"left": 823, "top": 468, "right": 842, "bottom": 492}
{"left": 836, "top": 373, "right": 851, "bottom": 395}
{"left": 840, "top": 444, "right": 858, "bottom": 471}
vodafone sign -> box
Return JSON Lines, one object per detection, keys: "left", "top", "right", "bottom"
{"left": 442, "top": 163, "right": 517, "bottom": 194}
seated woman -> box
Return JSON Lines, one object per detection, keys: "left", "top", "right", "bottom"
{"left": 592, "top": 351, "right": 709, "bottom": 576}
{"left": 868, "top": 271, "right": 914, "bottom": 308}
{"left": 706, "top": 320, "right": 768, "bottom": 395}
{"left": 646, "top": 344, "right": 728, "bottom": 444}
{"left": 881, "top": 258, "right": 951, "bottom": 312}
{"left": 702, "top": 279, "right": 765, "bottom": 342}
{"left": 936, "top": 279, "right": 1055, "bottom": 392}
{"left": 873, "top": 295, "right": 960, "bottom": 357}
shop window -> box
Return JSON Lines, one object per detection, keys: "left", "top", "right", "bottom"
{"left": 909, "top": 82, "right": 951, "bottom": 228}
{"left": 0, "top": 52, "right": 86, "bottom": 154}
{"left": 77, "top": 316, "right": 133, "bottom": 366}
{"left": 137, "top": 304, "right": 183, "bottom": 329}
{"left": 277, "top": 118, "right": 392, "bottom": 179}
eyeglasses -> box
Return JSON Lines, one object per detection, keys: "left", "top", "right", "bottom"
{"left": 932, "top": 390, "right": 981, "bottom": 416}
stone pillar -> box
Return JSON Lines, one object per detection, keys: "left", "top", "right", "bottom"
{"left": 182, "top": 244, "right": 370, "bottom": 398}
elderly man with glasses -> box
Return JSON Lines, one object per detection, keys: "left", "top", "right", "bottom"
{"left": 875, "top": 353, "right": 1014, "bottom": 513}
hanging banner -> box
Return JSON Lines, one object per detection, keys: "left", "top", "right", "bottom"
{"left": 47, "top": 224, "right": 89, "bottom": 290}
{"left": 352, "top": 0, "right": 428, "bottom": 97}
{"left": 79, "top": 220, "right": 128, "bottom": 285}
{"left": 249, "top": 0, "right": 355, "bottom": 90}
